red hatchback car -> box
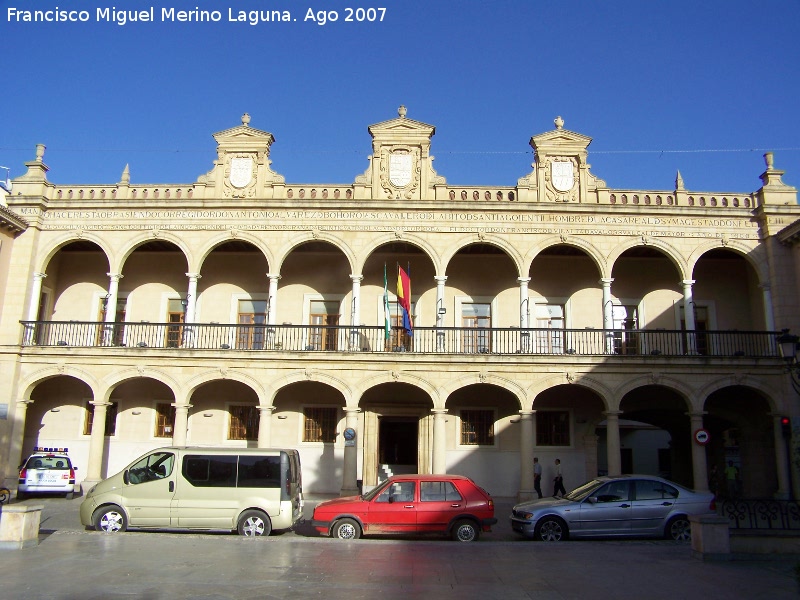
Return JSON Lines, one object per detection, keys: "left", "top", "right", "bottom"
{"left": 312, "top": 474, "right": 497, "bottom": 542}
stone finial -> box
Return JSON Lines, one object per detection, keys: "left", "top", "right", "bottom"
{"left": 241, "top": 113, "right": 251, "bottom": 127}
{"left": 554, "top": 116, "right": 564, "bottom": 130}
{"left": 120, "top": 164, "right": 130, "bottom": 185}
{"left": 35, "top": 144, "right": 46, "bottom": 162}
{"left": 764, "top": 152, "right": 774, "bottom": 170}
{"left": 398, "top": 105, "right": 407, "bottom": 119}
{"left": 675, "top": 170, "right": 684, "bottom": 191}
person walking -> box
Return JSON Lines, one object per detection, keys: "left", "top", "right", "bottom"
{"left": 553, "top": 458, "right": 566, "bottom": 498}
{"left": 533, "top": 457, "right": 543, "bottom": 499}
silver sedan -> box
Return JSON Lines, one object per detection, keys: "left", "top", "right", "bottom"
{"left": 510, "top": 475, "right": 716, "bottom": 541}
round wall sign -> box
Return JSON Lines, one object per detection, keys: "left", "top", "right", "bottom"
{"left": 343, "top": 427, "right": 356, "bottom": 441}
{"left": 694, "top": 429, "right": 710, "bottom": 445}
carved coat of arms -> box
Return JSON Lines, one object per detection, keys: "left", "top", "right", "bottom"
{"left": 389, "top": 152, "right": 413, "bottom": 187}
{"left": 551, "top": 161, "right": 574, "bottom": 192}
{"left": 229, "top": 157, "right": 253, "bottom": 188}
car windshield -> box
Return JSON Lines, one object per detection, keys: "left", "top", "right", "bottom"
{"left": 361, "top": 480, "right": 392, "bottom": 501}
{"left": 563, "top": 479, "right": 606, "bottom": 501}
{"left": 26, "top": 456, "right": 70, "bottom": 470}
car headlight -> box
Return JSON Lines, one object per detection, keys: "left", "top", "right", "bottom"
{"left": 518, "top": 511, "right": 534, "bottom": 519}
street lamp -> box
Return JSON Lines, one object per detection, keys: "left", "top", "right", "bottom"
{"left": 777, "top": 329, "right": 800, "bottom": 395}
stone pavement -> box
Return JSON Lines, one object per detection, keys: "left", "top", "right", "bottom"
{"left": 0, "top": 497, "right": 798, "bottom": 599}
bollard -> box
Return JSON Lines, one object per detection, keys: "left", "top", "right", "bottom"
{"left": 689, "top": 513, "right": 731, "bottom": 561}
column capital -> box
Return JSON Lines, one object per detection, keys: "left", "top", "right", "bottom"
{"left": 431, "top": 408, "right": 448, "bottom": 416}
{"left": 89, "top": 400, "right": 113, "bottom": 408}
{"left": 600, "top": 277, "right": 614, "bottom": 286}
{"left": 343, "top": 407, "right": 361, "bottom": 415}
{"left": 258, "top": 405, "right": 276, "bottom": 414}
{"left": 681, "top": 279, "right": 696, "bottom": 287}
{"left": 434, "top": 275, "right": 448, "bottom": 284}
{"left": 349, "top": 274, "right": 364, "bottom": 283}
{"left": 33, "top": 272, "right": 47, "bottom": 280}
{"left": 16, "top": 399, "right": 34, "bottom": 407}
{"left": 185, "top": 272, "right": 202, "bottom": 280}
{"left": 518, "top": 410, "right": 534, "bottom": 419}
{"left": 171, "top": 403, "right": 192, "bottom": 410}
{"left": 267, "top": 273, "right": 282, "bottom": 281}
{"left": 106, "top": 272, "right": 124, "bottom": 281}
{"left": 517, "top": 277, "right": 531, "bottom": 285}
{"left": 686, "top": 410, "right": 707, "bottom": 419}
{"left": 604, "top": 410, "right": 623, "bottom": 418}
{"left": 759, "top": 282, "right": 771, "bottom": 291}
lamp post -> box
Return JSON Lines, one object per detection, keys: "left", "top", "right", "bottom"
{"left": 778, "top": 330, "right": 800, "bottom": 395}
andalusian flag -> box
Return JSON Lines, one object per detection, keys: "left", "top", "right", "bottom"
{"left": 383, "top": 264, "right": 391, "bottom": 341}
{"left": 397, "top": 265, "right": 413, "bottom": 335}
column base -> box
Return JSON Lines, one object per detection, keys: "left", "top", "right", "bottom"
{"left": 339, "top": 486, "right": 360, "bottom": 498}
{"left": 81, "top": 479, "right": 102, "bottom": 494}
{"left": 517, "top": 489, "right": 535, "bottom": 502}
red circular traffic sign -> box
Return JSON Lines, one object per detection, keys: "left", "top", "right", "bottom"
{"left": 694, "top": 429, "right": 710, "bottom": 445}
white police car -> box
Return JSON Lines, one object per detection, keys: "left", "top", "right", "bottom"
{"left": 18, "top": 447, "right": 77, "bottom": 500}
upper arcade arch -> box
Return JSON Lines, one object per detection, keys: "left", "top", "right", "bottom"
{"left": 606, "top": 237, "right": 688, "bottom": 280}
{"left": 194, "top": 233, "right": 275, "bottom": 274}
{"left": 524, "top": 236, "right": 606, "bottom": 278}
{"left": 356, "top": 235, "right": 441, "bottom": 276}
{"left": 441, "top": 236, "right": 524, "bottom": 277}
{"left": 688, "top": 241, "right": 768, "bottom": 283}
{"left": 36, "top": 235, "right": 112, "bottom": 275}
{"left": 273, "top": 233, "right": 356, "bottom": 275}
{"left": 116, "top": 234, "right": 192, "bottom": 274}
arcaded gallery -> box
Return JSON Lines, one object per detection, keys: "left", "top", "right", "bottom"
{"left": 1, "top": 108, "right": 799, "bottom": 500}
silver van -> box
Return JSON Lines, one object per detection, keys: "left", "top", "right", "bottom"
{"left": 79, "top": 446, "right": 303, "bottom": 536}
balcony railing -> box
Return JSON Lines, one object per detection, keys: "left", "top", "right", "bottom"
{"left": 19, "top": 321, "right": 781, "bottom": 358}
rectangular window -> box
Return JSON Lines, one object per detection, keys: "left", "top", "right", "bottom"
{"left": 460, "top": 409, "right": 494, "bottom": 445}
{"left": 182, "top": 454, "right": 238, "bottom": 487}
{"left": 303, "top": 406, "right": 338, "bottom": 443}
{"left": 309, "top": 300, "right": 340, "bottom": 351}
{"left": 238, "top": 455, "right": 281, "bottom": 488}
{"left": 83, "top": 402, "right": 119, "bottom": 436}
{"left": 238, "top": 299, "right": 267, "bottom": 349}
{"left": 461, "top": 303, "right": 491, "bottom": 354}
{"left": 165, "top": 298, "right": 185, "bottom": 348}
{"left": 96, "top": 298, "right": 127, "bottom": 346}
{"left": 534, "top": 304, "right": 565, "bottom": 353}
{"left": 612, "top": 304, "right": 639, "bottom": 355}
{"left": 680, "top": 305, "right": 709, "bottom": 355}
{"left": 536, "top": 411, "right": 570, "bottom": 446}
{"left": 154, "top": 403, "right": 176, "bottom": 438}
{"left": 228, "top": 405, "right": 259, "bottom": 441}
{"left": 386, "top": 300, "right": 413, "bottom": 351}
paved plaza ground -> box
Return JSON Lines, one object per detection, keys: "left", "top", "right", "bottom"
{"left": 0, "top": 496, "right": 798, "bottom": 599}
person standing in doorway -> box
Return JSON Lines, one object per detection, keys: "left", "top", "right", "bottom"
{"left": 533, "top": 457, "right": 543, "bottom": 499}
{"left": 553, "top": 458, "right": 566, "bottom": 498}
{"left": 724, "top": 460, "right": 740, "bottom": 498}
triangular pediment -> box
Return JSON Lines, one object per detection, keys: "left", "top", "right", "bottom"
{"left": 531, "top": 128, "right": 592, "bottom": 147}
{"left": 212, "top": 114, "right": 275, "bottom": 147}
{"left": 369, "top": 117, "right": 435, "bottom": 137}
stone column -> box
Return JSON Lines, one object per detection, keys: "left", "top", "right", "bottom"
{"left": 257, "top": 406, "right": 276, "bottom": 448}
{"left": 349, "top": 275, "right": 363, "bottom": 351}
{"left": 24, "top": 273, "right": 46, "bottom": 344}
{"left": 583, "top": 434, "right": 599, "bottom": 480}
{"left": 688, "top": 411, "right": 709, "bottom": 492}
{"left": 171, "top": 403, "right": 191, "bottom": 447}
{"left": 103, "top": 273, "right": 123, "bottom": 346}
{"left": 760, "top": 283, "right": 776, "bottom": 332}
{"left": 605, "top": 411, "right": 623, "bottom": 477}
{"left": 518, "top": 277, "right": 531, "bottom": 353}
{"left": 84, "top": 401, "right": 111, "bottom": 491}
{"left": 267, "top": 274, "right": 280, "bottom": 325}
{"left": 772, "top": 414, "right": 790, "bottom": 499}
{"left": 435, "top": 276, "right": 447, "bottom": 350}
{"left": 432, "top": 409, "right": 448, "bottom": 474}
{"left": 184, "top": 273, "right": 201, "bottom": 323}
{"left": 600, "top": 278, "right": 614, "bottom": 353}
{"left": 341, "top": 408, "right": 361, "bottom": 496}
{"left": 682, "top": 280, "right": 697, "bottom": 354}
{"left": 518, "top": 410, "right": 535, "bottom": 501}
{"left": 6, "top": 400, "right": 32, "bottom": 487}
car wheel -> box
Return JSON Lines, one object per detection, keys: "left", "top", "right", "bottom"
{"left": 65, "top": 492, "right": 74, "bottom": 500}
{"left": 94, "top": 505, "right": 127, "bottom": 533}
{"left": 666, "top": 516, "right": 691, "bottom": 541}
{"left": 237, "top": 510, "right": 272, "bottom": 537}
{"left": 535, "top": 516, "right": 567, "bottom": 542}
{"left": 332, "top": 518, "right": 361, "bottom": 540}
{"left": 15, "top": 490, "right": 26, "bottom": 501}
{"left": 452, "top": 519, "right": 480, "bottom": 542}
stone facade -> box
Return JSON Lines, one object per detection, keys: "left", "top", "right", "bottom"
{"left": 1, "top": 109, "right": 799, "bottom": 500}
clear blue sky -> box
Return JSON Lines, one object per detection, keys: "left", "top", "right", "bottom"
{"left": 2, "top": 0, "right": 799, "bottom": 195}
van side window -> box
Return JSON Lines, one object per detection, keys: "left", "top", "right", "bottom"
{"left": 238, "top": 455, "right": 281, "bottom": 488}
{"left": 183, "top": 455, "right": 237, "bottom": 487}
{"left": 128, "top": 452, "right": 174, "bottom": 485}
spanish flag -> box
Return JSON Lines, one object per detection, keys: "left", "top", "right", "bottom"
{"left": 397, "top": 265, "right": 413, "bottom": 335}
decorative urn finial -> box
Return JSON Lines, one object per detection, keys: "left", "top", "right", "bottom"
{"left": 554, "top": 116, "right": 564, "bottom": 130}
{"left": 764, "top": 152, "right": 774, "bottom": 170}
{"left": 241, "top": 113, "right": 251, "bottom": 127}
{"left": 398, "top": 105, "right": 407, "bottom": 119}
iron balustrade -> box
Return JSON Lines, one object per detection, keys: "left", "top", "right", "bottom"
{"left": 718, "top": 498, "right": 800, "bottom": 531}
{"left": 19, "top": 321, "right": 781, "bottom": 357}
